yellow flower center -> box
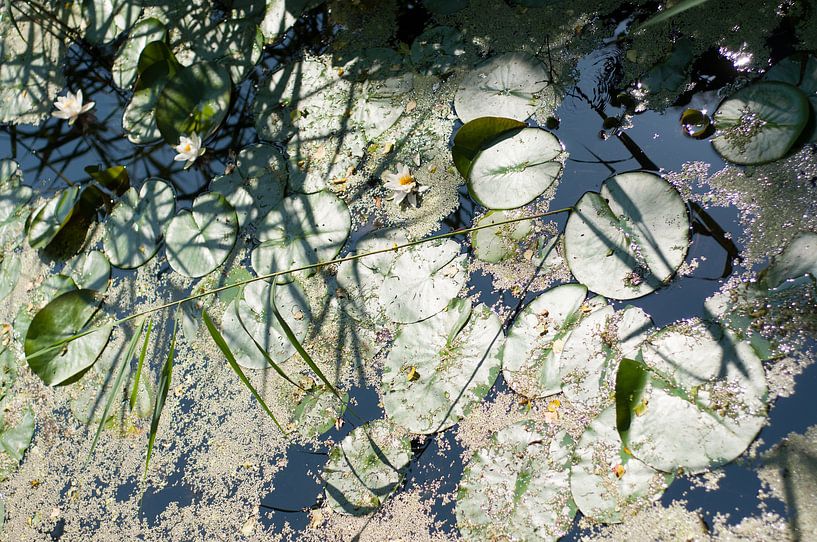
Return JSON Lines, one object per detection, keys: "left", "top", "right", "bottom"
{"left": 183, "top": 144, "right": 192, "bottom": 152}
{"left": 398, "top": 174, "right": 414, "bottom": 186}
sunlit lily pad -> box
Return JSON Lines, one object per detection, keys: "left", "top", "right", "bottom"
{"left": 112, "top": 18, "right": 167, "bottom": 89}
{"left": 564, "top": 171, "right": 689, "bottom": 300}
{"left": 760, "top": 231, "right": 817, "bottom": 288}
{"left": 570, "top": 406, "right": 672, "bottom": 524}
{"left": 103, "top": 179, "right": 176, "bottom": 269}
{"left": 712, "top": 81, "right": 809, "bottom": 165}
{"left": 65, "top": 250, "right": 111, "bottom": 293}
{"left": 27, "top": 186, "right": 80, "bottom": 249}
{"left": 617, "top": 321, "right": 768, "bottom": 473}
{"left": 83, "top": 0, "right": 140, "bottom": 45}
{"left": 454, "top": 52, "right": 551, "bottom": 123}
{"left": 0, "top": 250, "right": 21, "bottom": 303}
{"left": 471, "top": 211, "right": 532, "bottom": 263}
{"left": 764, "top": 54, "right": 817, "bottom": 142}
{"left": 0, "top": 407, "right": 34, "bottom": 481}
{"left": 323, "top": 419, "right": 412, "bottom": 516}
{"left": 251, "top": 192, "right": 351, "bottom": 283}
{"left": 291, "top": 386, "right": 348, "bottom": 439}
{"left": 559, "top": 305, "right": 653, "bottom": 408}
{"left": 165, "top": 192, "right": 238, "bottom": 278}
{"left": 501, "top": 284, "right": 602, "bottom": 399}
{"left": 457, "top": 422, "right": 576, "bottom": 541}
{"left": 155, "top": 62, "right": 232, "bottom": 146}
{"left": 0, "top": 160, "right": 33, "bottom": 224}
{"left": 24, "top": 289, "right": 112, "bottom": 386}
{"left": 209, "top": 143, "right": 288, "bottom": 229}
{"left": 380, "top": 239, "right": 468, "bottom": 324}
{"left": 382, "top": 299, "right": 503, "bottom": 434}
{"left": 468, "top": 127, "right": 563, "bottom": 209}
{"left": 352, "top": 73, "right": 414, "bottom": 140}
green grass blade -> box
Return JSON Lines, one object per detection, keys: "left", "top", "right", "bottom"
{"left": 85, "top": 318, "right": 146, "bottom": 466}
{"left": 130, "top": 319, "right": 153, "bottom": 411}
{"left": 638, "top": 0, "right": 711, "bottom": 29}
{"left": 269, "top": 283, "right": 341, "bottom": 399}
{"left": 144, "top": 314, "right": 178, "bottom": 480}
{"left": 202, "top": 309, "right": 287, "bottom": 434}
{"left": 248, "top": 338, "right": 303, "bottom": 390}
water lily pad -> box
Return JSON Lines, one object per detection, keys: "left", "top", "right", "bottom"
{"left": 0, "top": 160, "right": 33, "bottom": 224}
{"left": 66, "top": 250, "right": 111, "bottom": 293}
{"left": 155, "top": 62, "right": 232, "bottom": 146}
{"left": 112, "top": 18, "right": 167, "bottom": 89}
{"left": 291, "top": 387, "right": 348, "bottom": 439}
{"left": 352, "top": 73, "right": 414, "bottom": 140}
{"left": 617, "top": 321, "right": 769, "bottom": 473}
{"left": 468, "top": 127, "right": 563, "bottom": 209}
{"left": 570, "top": 406, "right": 672, "bottom": 524}
{"left": 83, "top": 0, "right": 141, "bottom": 45}
{"left": 501, "top": 284, "right": 601, "bottom": 399}
{"left": 456, "top": 422, "right": 576, "bottom": 541}
{"left": 251, "top": 192, "right": 351, "bottom": 283}
{"left": 209, "top": 143, "right": 288, "bottom": 229}
{"left": 235, "top": 280, "right": 311, "bottom": 368}
{"left": 471, "top": 211, "right": 532, "bottom": 263}
{"left": 410, "top": 26, "right": 465, "bottom": 76}
{"left": 220, "top": 299, "right": 268, "bottom": 370}
{"left": 0, "top": 407, "right": 34, "bottom": 481}
{"left": 103, "top": 179, "right": 176, "bottom": 269}
{"left": 0, "top": 252, "right": 21, "bottom": 303}
{"left": 382, "top": 299, "right": 503, "bottom": 434}
{"left": 122, "top": 86, "right": 164, "bottom": 144}
{"left": 165, "top": 192, "right": 238, "bottom": 278}
{"left": 380, "top": 239, "right": 468, "bottom": 324}
{"left": 564, "top": 171, "right": 690, "bottom": 300}
{"left": 760, "top": 231, "right": 817, "bottom": 288}
{"left": 559, "top": 305, "right": 653, "bottom": 408}
{"left": 764, "top": 54, "right": 817, "bottom": 142}
{"left": 24, "top": 289, "right": 112, "bottom": 386}
{"left": 259, "top": 0, "right": 315, "bottom": 43}
{"left": 712, "top": 81, "right": 809, "bottom": 165}
{"left": 454, "top": 52, "right": 551, "bottom": 124}
{"left": 27, "top": 186, "right": 80, "bottom": 249}
{"left": 323, "top": 419, "right": 412, "bottom": 516}
{"left": 13, "top": 274, "right": 77, "bottom": 342}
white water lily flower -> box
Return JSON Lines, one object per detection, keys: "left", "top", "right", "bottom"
{"left": 174, "top": 134, "right": 206, "bottom": 169}
{"left": 382, "top": 163, "right": 429, "bottom": 207}
{"left": 52, "top": 90, "right": 94, "bottom": 125}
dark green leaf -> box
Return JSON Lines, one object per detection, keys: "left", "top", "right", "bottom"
{"left": 615, "top": 357, "right": 648, "bottom": 444}
{"left": 452, "top": 117, "right": 525, "bottom": 179}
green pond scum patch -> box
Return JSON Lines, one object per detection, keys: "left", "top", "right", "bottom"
{"left": 1, "top": 0, "right": 817, "bottom": 540}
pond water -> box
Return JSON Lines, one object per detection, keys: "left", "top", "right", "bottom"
{"left": 1, "top": 1, "right": 816, "bottom": 540}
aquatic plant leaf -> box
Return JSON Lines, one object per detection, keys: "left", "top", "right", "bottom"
{"left": 471, "top": 210, "right": 532, "bottom": 263}
{"left": 129, "top": 319, "right": 153, "bottom": 412}
{"left": 410, "top": 25, "right": 465, "bottom": 76}
{"left": 122, "top": 86, "right": 164, "bottom": 144}
{"left": 112, "top": 18, "right": 167, "bottom": 89}
{"left": 501, "top": 284, "right": 598, "bottom": 398}
{"left": 0, "top": 407, "right": 34, "bottom": 480}
{"left": 209, "top": 143, "right": 288, "bottom": 229}
{"left": 103, "top": 179, "right": 176, "bottom": 269}
{"left": 352, "top": 73, "right": 414, "bottom": 140}
{"left": 760, "top": 231, "right": 817, "bottom": 288}
{"left": 764, "top": 53, "right": 817, "bottom": 142}
{"left": 570, "top": 405, "right": 672, "bottom": 524}
{"left": 259, "top": 0, "right": 315, "bottom": 44}
{"left": 235, "top": 280, "right": 311, "bottom": 369}
{"left": 323, "top": 420, "right": 412, "bottom": 516}
{"left": 165, "top": 192, "right": 238, "bottom": 278}
{"left": 564, "top": 171, "right": 689, "bottom": 300}
{"left": 83, "top": 0, "right": 141, "bottom": 45}
{"left": 0, "top": 252, "right": 21, "bottom": 303}
{"left": 291, "top": 388, "right": 348, "bottom": 439}
{"left": 452, "top": 117, "right": 526, "bottom": 179}
{"left": 468, "top": 127, "right": 563, "bottom": 209}
{"left": 559, "top": 305, "right": 654, "bottom": 408}
{"left": 379, "top": 239, "right": 468, "bottom": 324}
{"left": 454, "top": 52, "right": 550, "bottom": 124}
{"left": 66, "top": 250, "right": 111, "bottom": 294}
{"left": 251, "top": 192, "right": 351, "bottom": 284}
{"left": 712, "top": 81, "right": 809, "bottom": 165}
{"left": 637, "top": 0, "right": 712, "bottom": 29}
{"left": 27, "top": 186, "right": 80, "bottom": 249}
{"left": 0, "top": 159, "right": 33, "bottom": 224}
{"left": 618, "top": 321, "right": 768, "bottom": 473}
{"left": 456, "top": 422, "right": 576, "bottom": 541}
{"left": 202, "top": 310, "right": 285, "bottom": 433}
{"left": 24, "top": 290, "right": 112, "bottom": 386}
{"left": 13, "top": 274, "right": 78, "bottom": 342}
{"left": 145, "top": 313, "right": 178, "bottom": 479}
{"left": 0, "top": 348, "right": 18, "bottom": 402}
{"left": 383, "top": 299, "right": 502, "bottom": 434}
{"left": 155, "top": 62, "right": 232, "bottom": 146}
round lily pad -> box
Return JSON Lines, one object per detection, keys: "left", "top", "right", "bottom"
{"left": 103, "top": 179, "right": 176, "bottom": 269}
{"left": 456, "top": 422, "right": 576, "bottom": 541}
{"left": 155, "top": 62, "right": 232, "bottom": 146}
{"left": 0, "top": 407, "right": 34, "bottom": 481}
{"left": 24, "top": 289, "right": 112, "bottom": 387}
{"left": 454, "top": 52, "right": 550, "bottom": 124}
{"left": 220, "top": 299, "right": 268, "bottom": 370}
{"left": 290, "top": 386, "right": 348, "bottom": 439}
{"left": 352, "top": 73, "right": 414, "bottom": 140}
{"left": 564, "top": 171, "right": 689, "bottom": 300}
{"left": 210, "top": 143, "right": 288, "bottom": 229}
{"left": 570, "top": 405, "right": 672, "bottom": 524}
{"left": 468, "top": 127, "right": 563, "bottom": 209}
{"left": 382, "top": 299, "right": 503, "bottom": 434}
{"left": 760, "top": 231, "right": 817, "bottom": 288}
{"left": 251, "top": 191, "right": 351, "bottom": 283}
{"left": 712, "top": 81, "right": 809, "bottom": 165}
{"left": 471, "top": 210, "right": 533, "bottom": 263}
{"left": 122, "top": 86, "right": 164, "bottom": 144}
{"left": 501, "top": 284, "right": 602, "bottom": 399}
{"left": 0, "top": 159, "right": 33, "bottom": 224}
{"left": 323, "top": 419, "right": 412, "bottom": 516}
{"left": 27, "top": 186, "right": 80, "bottom": 249}
{"left": 165, "top": 192, "right": 238, "bottom": 278}
{"left": 379, "top": 239, "right": 468, "bottom": 324}
{"left": 235, "top": 280, "right": 311, "bottom": 368}
{"left": 66, "top": 250, "right": 111, "bottom": 293}
{"left": 764, "top": 53, "right": 817, "bottom": 142}
{"left": 619, "top": 321, "right": 769, "bottom": 473}
{"left": 559, "top": 305, "right": 653, "bottom": 408}
{"left": 0, "top": 252, "right": 21, "bottom": 303}
{"left": 112, "top": 18, "right": 166, "bottom": 89}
